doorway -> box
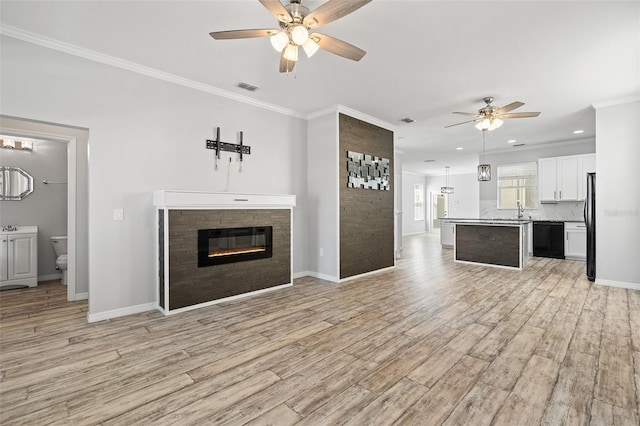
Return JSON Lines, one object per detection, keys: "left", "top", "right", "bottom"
{"left": 0, "top": 115, "right": 88, "bottom": 303}
{"left": 431, "top": 192, "right": 448, "bottom": 232}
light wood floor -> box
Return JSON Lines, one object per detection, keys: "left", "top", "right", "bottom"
{"left": 1, "top": 233, "right": 639, "bottom": 425}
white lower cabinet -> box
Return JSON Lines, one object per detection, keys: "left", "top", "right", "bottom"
{"left": 440, "top": 221, "right": 455, "bottom": 247}
{"left": 565, "top": 222, "right": 586, "bottom": 260}
{"left": 0, "top": 228, "right": 38, "bottom": 288}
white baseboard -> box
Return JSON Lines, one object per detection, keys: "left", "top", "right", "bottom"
{"left": 88, "top": 302, "right": 156, "bottom": 323}
{"left": 74, "top": 292, "right": 88, "bottom": 301}
{"left": 292, "top": 271, "right": 312, "bottom": 279}
{"left": 595, "top": 279, "right": 640, "bottom": 291}
{"left": 402, "top": 231, "right": 428, "bottom": 236}
{"left": 339, "top": 266, "right": 395, "bottom": 283}
{"left": 298, "top": 271, "right": 340, "bottom": 283}
{"left": 38, "top": 273, "right": 62, "bottom": 282}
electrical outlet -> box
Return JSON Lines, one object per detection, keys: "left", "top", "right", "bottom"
{"left": 319, "top": 248, "right": 324, "bottom": 256}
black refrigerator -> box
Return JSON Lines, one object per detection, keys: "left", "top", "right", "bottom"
{"left": 585, "top": 173, "right": 596, "bottom": 281}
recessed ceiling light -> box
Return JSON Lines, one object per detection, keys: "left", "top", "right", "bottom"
{"left": 573, "top": 130, "right": 584, "bottom": 134}
{"left": 507, "top": 139, "right": 516, "bottom": 144}
{"left": 456, "top": 147, "right": 463, "bottom": 151}
{"left": 400, "top": 118, "right": 416, "bottom": 123}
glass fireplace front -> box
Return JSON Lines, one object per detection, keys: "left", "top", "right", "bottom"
{"left": 198, "top": 226, "right": 272, "bottom": 267}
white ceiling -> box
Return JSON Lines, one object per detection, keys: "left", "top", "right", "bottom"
{"left": 1, "top": 1, "right": 638, "bottom": 175}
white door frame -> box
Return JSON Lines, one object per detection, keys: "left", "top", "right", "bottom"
{"left": 0, "top": 126, "right": 79, "bottom": 301}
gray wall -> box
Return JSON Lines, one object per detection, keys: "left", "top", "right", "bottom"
{"left": 0, "top": 138, "right": 67, "bottom": 280}
{"left": 1, "top": 36, "right": 308, "bottom": 318}
{"left": 595, "top": 100, "right": 639, "bottom": 287}
{"left": 425, "top": 172, "right": 480, "bottom": 231}
{"left": 306, "top": 111, "right": 338, "bottom": 280}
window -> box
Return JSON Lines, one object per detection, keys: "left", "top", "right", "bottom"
{"left": 414, "top": 183, "right": 424, "bottom": 221}
{"left": 497, "top": 162, "right": 537, "bottom": 209}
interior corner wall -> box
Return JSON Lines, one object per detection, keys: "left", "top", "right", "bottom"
{"left": 595, "top": 100, "right": 640, "bottom": 287}
{"left": 307, "top": 112, "right": 339, "bottom": 280}
{"left": 424, "top": 173, "right": 479, "bottom": 231}
{"left": 339, "top": 113, "right": 394, "bottom": 279}
{"left": 402, "top": 172, "right": 427, "bottom": 235}
{"left": 1, "top": 36, "right": 308, "bottom": 318}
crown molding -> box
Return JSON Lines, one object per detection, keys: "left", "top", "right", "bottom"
{"left": 591, "top": 96, "right": 640, "bottom": 109}
{"left": 307, "top": 104, "right": 397, "bottom": 132}
{"left": 484, "top": 137, "right": 595, "bottom": 155}
{"left": 0, "top": 25, "right": 307, "bottom": 120}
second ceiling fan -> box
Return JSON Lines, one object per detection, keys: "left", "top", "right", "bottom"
{"left": 210, "top": 0, "right": 371, "bottom": 73}
{"left": 446, "top": 97, "right": 541, "bottom": 131}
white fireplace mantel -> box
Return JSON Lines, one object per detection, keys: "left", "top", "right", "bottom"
{"left": 153, "top": 190, "right": 296, "bottom": 209}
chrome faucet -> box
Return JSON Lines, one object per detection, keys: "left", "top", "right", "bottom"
{"left": 517, "top": 201, "right": 524, "bottom": 219}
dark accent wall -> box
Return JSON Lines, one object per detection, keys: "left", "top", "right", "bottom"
{"left": 339, "top": 113, "right": 395, "bottom": 279}
{"left": 166, "top": 209, "right": 291, "bottom": 310}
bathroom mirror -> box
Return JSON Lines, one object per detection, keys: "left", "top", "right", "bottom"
{"left": 0, "top": 167, "right": 34, "bottom": 200}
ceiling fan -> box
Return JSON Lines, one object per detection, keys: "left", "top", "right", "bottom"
{"left": 446, "top": 97, "right": 541, "bottom": 131}
{"left": 209, "top": 0, "right": 371, "bottom": 73}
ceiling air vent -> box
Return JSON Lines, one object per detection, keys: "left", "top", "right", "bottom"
{"left": 424, "top": 159, "right": 436, "bottom": 163}
{"left": 513, "top": 143, "right": 526, "bottom": 147}
{"left": 237, "top": 82, "right": 259, "bottom": 92}
{"left": 400, "top": 118, "right": 415, "bottom": 123}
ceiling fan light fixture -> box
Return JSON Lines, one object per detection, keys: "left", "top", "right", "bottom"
{"left": 302, "top": 38, "right": 319, "bottom": 57}
{"left": 488, "top": 118, "right": 504, "bottom": 130}
{"left": 270, "top": 31, "right": 289, "bottom": 52}
{"left": 475, "top": 118, "right": 490, "bottom": 131}
{"left": 290, "top": 25, "right": 309, "bottom": 45}
{"left": 283, "top": 43, "right": 299, "bottom": 61}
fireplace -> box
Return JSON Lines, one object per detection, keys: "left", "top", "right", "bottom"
{"left": 198, "top": 226, "right": 272, "bottom": 267}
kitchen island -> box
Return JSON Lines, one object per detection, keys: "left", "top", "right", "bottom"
{"left": 441, "top": 219, "right": 531, "bottom": 271}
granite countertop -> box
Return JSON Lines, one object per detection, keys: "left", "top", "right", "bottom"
{"left": 439, "top": 218, "right": 532, "bottom": 225}
{"left": 441, "top": 218, "right": 584, "bottom": 224}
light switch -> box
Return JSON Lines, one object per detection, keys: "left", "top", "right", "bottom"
{"left": 114, "top": 208, "right": 124, "bottom": 221}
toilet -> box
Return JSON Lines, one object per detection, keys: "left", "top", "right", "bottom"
{"left": 50, "top": 236, "right": 68, "bottom": 285}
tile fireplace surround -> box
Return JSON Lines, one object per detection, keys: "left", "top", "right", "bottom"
{"left": 153, "top": 191, "right": 296, "bottom": 315}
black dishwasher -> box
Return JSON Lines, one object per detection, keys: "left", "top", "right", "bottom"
{"left": 533, "top": 221, "right": 565, "bottom": 259}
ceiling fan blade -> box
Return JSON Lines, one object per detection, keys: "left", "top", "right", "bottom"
{"left": 303, "top": 0, "right": 372, "bottom": 28}
{"left": 311, "top": 33, "right": 366, "bottom": 61}
{"left": 445, "top": 119, "right": 479, "bottom": 128}
{"left": 499, "top": 112, "right": 541, "bottom": 119}
{"left": 210, "top": 29, "right": 277, "bottom": 40}
{"left": 495, "top": 101, "right": 524, "bottom": 114}
{"left": 452, "top": 112, "right": 480, "bottom": 117}
{"left": 259, "top": 0, "right": 292, "bottom": 23}
{"left": 279, "top": 51, "right": 296, "bottom": 73}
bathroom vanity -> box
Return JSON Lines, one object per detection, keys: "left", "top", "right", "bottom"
{"left": 0, "top": 226, "right": 38, "bottom": 289}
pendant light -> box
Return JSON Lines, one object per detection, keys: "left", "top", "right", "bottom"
{"left": 441, "top": 166, "right": 454, "bottom": 194}
{"left": 478, "top": 130, "right": 491, "bottom": 181}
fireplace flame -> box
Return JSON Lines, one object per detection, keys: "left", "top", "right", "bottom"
{"left": 208, "top": 247, "right": 266, "bottom": 258}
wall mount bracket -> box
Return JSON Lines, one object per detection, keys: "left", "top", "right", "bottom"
{"left": 206, "top": 127, "right": 251, "bottom": 159}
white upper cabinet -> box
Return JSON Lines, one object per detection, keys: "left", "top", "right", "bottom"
{"left": 538, "top": 154, "right": 595, "bottom": 202}
{"left": 538, "top": 157, "right": 558, "bottom": 201}
{"left": 578, "top": 153, "right": 596, "bottom": 200}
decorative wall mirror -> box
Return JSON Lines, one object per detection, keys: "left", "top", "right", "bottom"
{"left": 0, "top": 167, "right": 34, "bottom": 200}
